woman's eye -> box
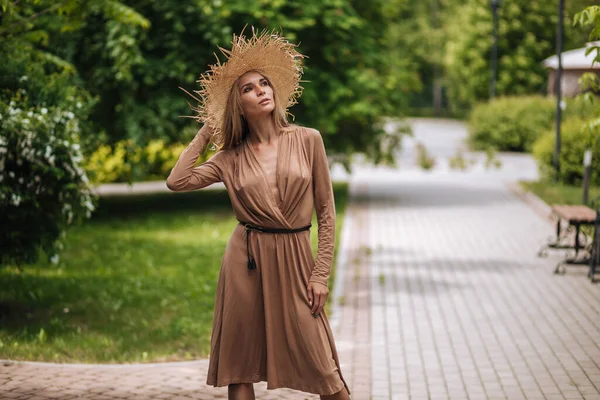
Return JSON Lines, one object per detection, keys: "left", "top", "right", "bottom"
{"left": 261, "top": 80, "right": 268, "bottom": 86}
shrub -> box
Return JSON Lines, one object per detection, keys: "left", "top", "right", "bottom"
{"left": 84, "top": 139, "right": 210, "bottom": 184}
{"left": 532, "top": 117, "right": 600, "bottom": 186}
{"left": 416, "top": 142, "right": 435, "bottom": 170}
{"left": 84, "top": 141, "right": 142, "bottom": 184}
{"left": 468, "top": 95, "right": 600, "bottom": 152}
{"left": 468, "top": 96, "right": 556, "bottom": 152}
{"left": 0, "top": 100, "right": 95, "bottom": 266}
{"left": 144, "top": 140, "right": 187, "bottom": 181}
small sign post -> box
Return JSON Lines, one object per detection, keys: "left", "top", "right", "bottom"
{"left": 583, "top": 149, "right": 592, "bottom": 205}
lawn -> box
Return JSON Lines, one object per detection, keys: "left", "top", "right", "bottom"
{"left": 0, "top": 183, "right": 349, "bottom": 363}
{"left": 520, "top": 180, "right": 600, "bottom": 207}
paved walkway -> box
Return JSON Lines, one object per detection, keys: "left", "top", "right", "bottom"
{"left": 2, "top": 119, "right": 600, "bottom": 400}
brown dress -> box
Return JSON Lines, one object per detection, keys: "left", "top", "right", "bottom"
{"left": 166, "top": 125, "right": 349, "bottom": 396}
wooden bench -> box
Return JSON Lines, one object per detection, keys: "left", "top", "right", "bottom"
{"left": 538, "top": 204, "right": 600, "bottom": 282}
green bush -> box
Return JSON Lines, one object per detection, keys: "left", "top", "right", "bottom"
{"left": 144, "top": 140, "right": 188, "bottom": 181}
{"left": 84, "top": 141, "right": 142, "bottom": 184}
{"left": 0, "top": 38, "right": 97, "bottom": 267}
{"left": 0, "top": 100, "right": 95, "bottom": 267}
{"left": 84, "top": 139, "right": 211, "bottom": 184}
{"left": 468, "top": 95, "right": 600, "bottom": 152}
{"left": 532, "top": 117, "right": 600, "bottom": 186}
{"left": 468, "top": 96, "right": 556, "bottom": 152}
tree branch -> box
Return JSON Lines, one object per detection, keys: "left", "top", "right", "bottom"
{"left": 0, "top": 2, "right": 66, "bottom": 35}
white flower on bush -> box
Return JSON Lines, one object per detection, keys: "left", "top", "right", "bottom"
{"left": 1, "top": 102, "right": 95, "bottom": 224}
{"left": 50, "top": 254, "right": 60, "bottom": 265}
{"left": 11, "top": 193, "right": 21, "bottom": 206}
{"left": 83, "top": 199, "right": 94, "bottom": 211}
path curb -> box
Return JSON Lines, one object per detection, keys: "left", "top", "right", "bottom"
{"left": 505, "top": 181, "right": 556, "bottom": 225}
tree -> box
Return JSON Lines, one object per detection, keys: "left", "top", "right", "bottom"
{"left": 443, "top": 0, "right": 598, "bottom": 111}
{"left": 50, "top": 0, "right": 416, "bottom": 168}
{"left": 573, "top": 4, "right": 600, "bottom": 169}
{"left": 0, "top": 0, "right": 149, "bottom": 267}
{"left": 385, "top": 0, "right": 464, "bottom": 114}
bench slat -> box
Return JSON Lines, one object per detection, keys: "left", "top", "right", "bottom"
{"left": 551, "top": 205, "right": 596, "bottom": 223}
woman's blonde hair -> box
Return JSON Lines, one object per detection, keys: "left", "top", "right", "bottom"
{"left": 219, "top": 70, "right": 290, "bottom": 150}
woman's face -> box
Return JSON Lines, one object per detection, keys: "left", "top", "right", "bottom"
{"left": 237, "top": 71, "right": 275, "bottom": 119}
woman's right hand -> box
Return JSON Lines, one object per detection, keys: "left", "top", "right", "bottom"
{"left": 197, "top": 123, "right": 214, "bottom": 138}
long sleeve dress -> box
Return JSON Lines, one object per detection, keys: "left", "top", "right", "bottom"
{"left": 166, "top": 125, "right": 349, "bottom": 396}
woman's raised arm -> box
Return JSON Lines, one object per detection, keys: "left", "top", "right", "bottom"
{"left": 166, "top": 125, "right": 223, "bottom": 192}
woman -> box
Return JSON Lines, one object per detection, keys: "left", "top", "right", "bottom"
{"left": 166, "top": 29, "right": 350, "bottom": 400}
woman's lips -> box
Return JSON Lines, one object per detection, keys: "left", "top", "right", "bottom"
{"left": 259, "top": 98, "right": 271, "bottom": 105}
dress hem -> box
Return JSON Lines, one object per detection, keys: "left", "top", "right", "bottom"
{"left": 206, "top": 376, "right": 347, "bottom": 396}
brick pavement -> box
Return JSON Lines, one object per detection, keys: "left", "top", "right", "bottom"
{"left": 359, "top": 168, "right": 600, "bottom": 400}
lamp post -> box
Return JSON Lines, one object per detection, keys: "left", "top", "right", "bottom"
{"left": 489, "top": 0, "right": 501, "bottom": 99}
{"left": 554, "top": 0, "right": 565, "bottom": 179}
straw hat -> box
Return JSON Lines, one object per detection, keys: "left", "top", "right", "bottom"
{"left": 188, "top": 27, "right": 306, "bottom": 145}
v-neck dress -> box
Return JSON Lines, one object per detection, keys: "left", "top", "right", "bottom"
{"left": 166, "top": 125, "right": 349, "bottom": 396}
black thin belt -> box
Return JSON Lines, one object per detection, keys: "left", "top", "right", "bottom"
{"left": 238, "top": 221, "right": 311, "bottom": 270}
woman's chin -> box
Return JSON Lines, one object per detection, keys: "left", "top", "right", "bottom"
{"left": 252, "top": 107, "right": 275, "bottom": 118}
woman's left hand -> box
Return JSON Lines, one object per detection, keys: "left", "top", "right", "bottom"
{"left": 307, "top": 281, "right": 328, "bottom": 317}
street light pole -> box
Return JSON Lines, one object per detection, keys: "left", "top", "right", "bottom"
{"left": 554, "top": 0, "right": 565, "bottom": 179}
{"left": 490, "top": 0, "right": 501, "bottom": 99}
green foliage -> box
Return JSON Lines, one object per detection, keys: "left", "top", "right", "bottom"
{"left": 573, "top": 5, "right": 600, "bottom": 147}
{"left": 574, "top": 5, "right": 600, "bottom": 65}
{"left": 19, "top": 0, "right": 414, "bottom": 169}
{"left": 143, "top": 140, "right": 189, "bottom": 181}
{"left": 533, "top": 117, "right": 600, "bottom": 185}
{"left": 0, "top": 100, "right": 95, "bottom": 267}
{"left": 468, "top": 96, "right": 556, "bottom": 152}
{"left": 2, "top": 0, "right": 416, "bottom": 183}
{"left": 415, "top": 142, "right": 435, "bottom": 170}
{"left": 468, "top": 95, "right": 600, "bottom": 152}
{"left": 521, "top": 179, "right": 600, "bottom": 206}
{"left": 444, "top": 0, "right": 597, "bottom": 111}
{"left": 0, "top": 35, "right": 96, "bottom": 267}
{"left": 84, "top": 139, "right": 207, "bottom": 184}
{"left": 385, "top": 0, "right": 462, "bottom": 112}
{"left": 448, "top": 147, "right": 469, "bottom": 170}
{"left": 84, "top": 141, "right": 141, "bottom": 184}
{"left": 0, "top": 0, "right": 148, "bottom": 266}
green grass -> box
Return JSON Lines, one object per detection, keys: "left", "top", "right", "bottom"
{"left": 0, "top": 183, "right": 349, "bottom": 363}
{"left": 520, "top": 180, "right": 600, "bottom": 207}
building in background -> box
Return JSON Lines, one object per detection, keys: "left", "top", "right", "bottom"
{"left": 543, "top": 41, "right": 600, "bottom": 97}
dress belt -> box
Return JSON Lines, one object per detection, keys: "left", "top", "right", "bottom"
{"left": 238, "top": 221, "right": 312, "bottom": 270}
